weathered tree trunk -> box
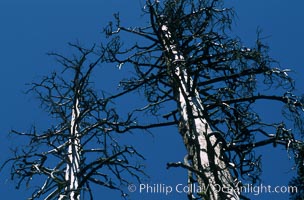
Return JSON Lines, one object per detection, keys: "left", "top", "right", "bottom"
{"left": 61, "top": 89, "right": 81, "bottom": 200}
{"left": 161, "top": 24, "right": 239, "bottom": 200}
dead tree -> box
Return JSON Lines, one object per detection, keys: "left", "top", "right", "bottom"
{"left": 103, "top": 0, "right": 304, "bottom": 199}
{"left": 1, "top": 43, "right": 145, "bottom": 200}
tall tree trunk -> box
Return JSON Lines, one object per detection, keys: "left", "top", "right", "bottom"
{"left": 61, "top": 90, "right": 81, "bottom": 200}
{"left": 161, "top": 24, "right": 239, "bottom": 200}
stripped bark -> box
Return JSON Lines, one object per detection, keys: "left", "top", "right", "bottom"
{"left": 62, "top": 88, "right": 81, "bottom": 200}
{"left": 160, "top": 23, "right": 239, "bottom": 200}
{"left": 1, "top": 44, "right": 146, "bottom": 200}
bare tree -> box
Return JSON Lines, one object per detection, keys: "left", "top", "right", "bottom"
{"left": 1, "top": 43, "right": 145, "bottom": 200}
{"left": 103, "top": 0, "right": 304, "bottom": 199}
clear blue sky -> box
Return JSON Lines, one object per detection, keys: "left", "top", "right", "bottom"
{"left": 0, "top": 1, "right": 303, "bottom": 199}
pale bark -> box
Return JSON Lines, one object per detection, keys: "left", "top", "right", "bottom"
{"left": 61, "top": 90, "right": 81, "bottom": 200}
{"left": 161, "top": 24, "right": 239, "bottom": 200}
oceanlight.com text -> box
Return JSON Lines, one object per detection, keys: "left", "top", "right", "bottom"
{"left": 127, "top": 183, "right": 298, "bottom": 196}
{"left": 239, "top": 183, "right": 298, "bottom": 196}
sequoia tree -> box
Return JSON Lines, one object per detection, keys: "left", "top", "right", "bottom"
{"left": 103, "top": 0, "right": 304, "bottom": 199}
{"left": 0, "top": 44, "right": 145, "bottom": 200}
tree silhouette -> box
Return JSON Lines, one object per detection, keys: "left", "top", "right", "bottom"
{"left": 103, "top": 0, "right": 304, "bottom": 199}
{"left": 2, "top": 1, "right": 304, "bottom": 200}
{"left": 1, "top": 43, "right": 145, "bottom": 200}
